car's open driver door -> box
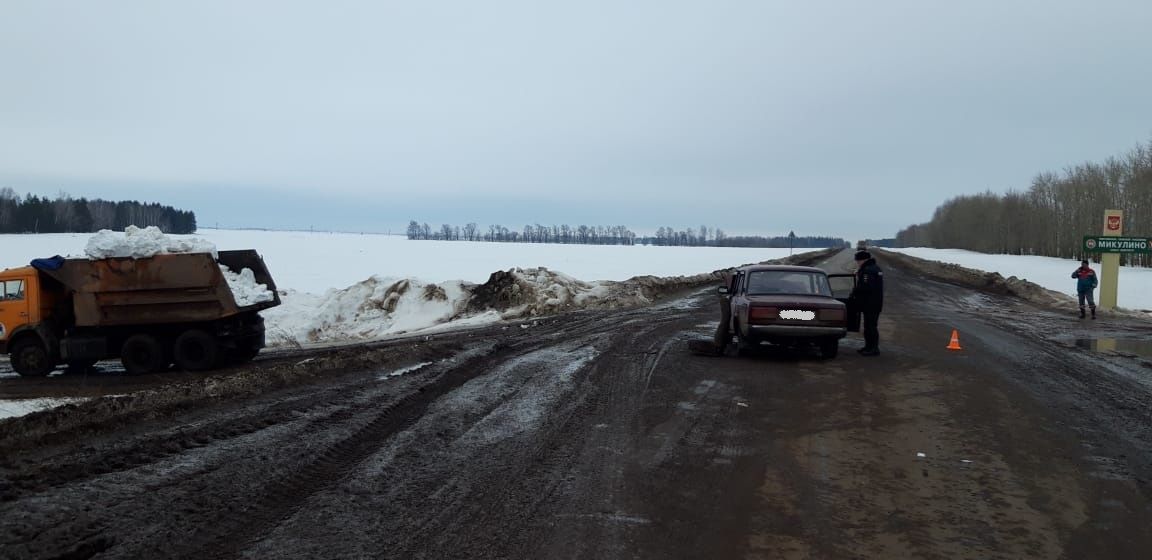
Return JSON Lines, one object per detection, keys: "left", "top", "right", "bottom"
{"left": 827, "top": 273, "right": 860, "bottom": 332}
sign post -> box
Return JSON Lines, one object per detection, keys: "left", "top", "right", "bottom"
{"left": 1099, "top": 209, "right": 1123, "bottom": 311}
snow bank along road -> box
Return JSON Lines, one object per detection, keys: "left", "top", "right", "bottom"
{"left": 2, "top": 249, "right": 1152, "bottom": 559}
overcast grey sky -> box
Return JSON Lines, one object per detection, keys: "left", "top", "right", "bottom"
{"left": 2, "top": 0, "right": 1150, "bottom": 240}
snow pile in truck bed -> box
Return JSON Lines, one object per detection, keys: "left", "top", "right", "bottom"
{"left": 220, "top": 265, "right": 275, "bottom": 306}
{"left": 85, "top": 226, "right": 217, "bottom": 259}
{"left": 82, "top": 226, "right": 271, "bottom": 306}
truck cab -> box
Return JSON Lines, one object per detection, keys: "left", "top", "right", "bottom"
{"left": 0, "top": 266, "right": 58, "bottom": 373}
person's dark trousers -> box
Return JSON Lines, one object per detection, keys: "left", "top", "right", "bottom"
{"left": 863, "top": 310, "right": 880, "bottom": 351}
{"left": 714, "top": 296, "right": 732, "bottom": 352}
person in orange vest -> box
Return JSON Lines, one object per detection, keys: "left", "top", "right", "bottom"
{"left": 1071, "top": 259, "right": 1098, "bottom": 319}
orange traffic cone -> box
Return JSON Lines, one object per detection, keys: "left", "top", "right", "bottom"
{"left": 946, "top": 329, "right": 963, "bottom": 350}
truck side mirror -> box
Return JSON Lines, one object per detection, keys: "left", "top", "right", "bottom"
{"left": 717, "top": 286, "right": 729, "bottom": 295}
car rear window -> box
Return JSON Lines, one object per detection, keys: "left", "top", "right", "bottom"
{"left": 746, "top": 271, "right": 831, "bottom": 297}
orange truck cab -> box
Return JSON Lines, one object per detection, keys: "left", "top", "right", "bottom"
{"left": 0, "top": 267, "right": 57, "bottom": 373}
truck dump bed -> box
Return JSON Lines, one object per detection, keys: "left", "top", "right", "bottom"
{"left": 37, "top": 250, "right": 280, "bottom": 327}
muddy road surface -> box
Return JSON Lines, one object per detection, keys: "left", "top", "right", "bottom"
{"left": 3, "top": 250, "right": 1152, "bottom": 559}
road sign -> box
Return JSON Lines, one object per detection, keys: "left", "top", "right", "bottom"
{"left": 1083, "top": 235, "right": 1151, "bottom": 254}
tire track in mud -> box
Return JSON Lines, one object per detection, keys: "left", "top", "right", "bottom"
{"left": 0, "top": 382, "right": 377, "bottom": 501}
{"left": 506, "top": 316, "right": 711, "bottom": 560}
{"left": 132, "top": 342, "right": 537, "bottom": 560}
{"left": 0, "top": 311, "right": 630, "bottom": 560}
{"left": 131, "top": 311, "right": 659, "bottom": 559}
{"left": 385, "top": 324, "right": 672, "bottom": 559}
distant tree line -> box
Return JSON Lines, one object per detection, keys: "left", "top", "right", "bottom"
{"left": 0, "top": 189, "right": 197, "bottom": 234}
{"left": 407, "top": 220, "right": 847, "bottom": 248}
{"left": 894, "top": 138, "right": 1152, "bottom": 267}
{"left": 706, "top": 235, "right": 849, "bottom": 249}
{"left": 407, "top": 221, "right": 638, "bottom": 245}
{"left": 639, "top": 226, "right": 846, "bottom": 248}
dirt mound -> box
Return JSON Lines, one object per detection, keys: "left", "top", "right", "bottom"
{"left": 465, "top": 248, "right": 841, "bottom": 320}
{"left": 875, "top": 249, "right": 1074, "bottom": 308}
{"left": 465, "top": 269, "right": 532, "bottom": 313}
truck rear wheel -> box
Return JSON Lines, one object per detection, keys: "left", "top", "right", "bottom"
{"left": 121, "top": 334, "right": 167, "bottom": 375}
{"left": 11, "top": 338, "right": 55, "bottom": 377}
{"left": 174, "top": 330, "right": 219, "bottom": 371}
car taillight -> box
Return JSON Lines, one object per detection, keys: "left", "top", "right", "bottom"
{"left": 749, "top": 306, "right": 778, "bottom": 320}
{"left": 819, "top": 308, "right": 845, "bottom": 321}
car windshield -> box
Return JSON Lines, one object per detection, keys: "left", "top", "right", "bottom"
{"left": 746, "top": 271, "right": 832, "bottom": 297}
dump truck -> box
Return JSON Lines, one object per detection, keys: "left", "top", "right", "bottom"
{"left": 0, "top": 250, "right": 280, "bottom": 376}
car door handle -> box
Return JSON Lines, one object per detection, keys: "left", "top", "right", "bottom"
{"left": 18, "top": 312, "right": 28, "bottom": 317}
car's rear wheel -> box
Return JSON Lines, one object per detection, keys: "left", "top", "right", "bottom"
{"left": 734, "top": 321, "right": 758, "bottom": 355}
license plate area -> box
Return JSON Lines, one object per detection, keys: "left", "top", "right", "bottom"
{"left": 779, "top": 309, "right": 815, "bottom": 321}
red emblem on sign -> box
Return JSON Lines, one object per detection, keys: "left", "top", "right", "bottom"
{"left": 1107, "top": 216, "right": 1121, "bottom": 230}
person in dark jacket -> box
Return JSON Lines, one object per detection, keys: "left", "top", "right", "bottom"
{"left": 1071, "top": 259, "right": 1098, "bottom": 319}
{"left": 850, "top": 250, "right": 884, "bottom": 356}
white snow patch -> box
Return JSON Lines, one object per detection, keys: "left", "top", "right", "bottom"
{"left": 219, "top": 265, "right": 275, "bottom": 306}
{"left": 889, "top": 248, "right": 1152, "bottom": 314}
{"left": 84, "top": 226, "right": 217, "bottom": 259}
{"left": 0, "top": 397, "right": 88, "bottom": 420}
{"left": 263, "top": 277, "right": 475, "bottom": 346}
{"left": 378, "top": 362, "right": 433, "bottom": 380}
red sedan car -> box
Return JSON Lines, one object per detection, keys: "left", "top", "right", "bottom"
{"left": 719, "top": 264, "right": 858, "bottom": 358}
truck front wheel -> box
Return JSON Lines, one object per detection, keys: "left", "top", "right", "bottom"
{"left": 11, "top": 338, "right": 55, "bottom": 377}
{"left": 174, "top": 330, "right": 219, "bottom": 371}
{"left": 121, "top": 334, "right": 167, "bottom": 375}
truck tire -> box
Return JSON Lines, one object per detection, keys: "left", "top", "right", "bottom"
{"left": 174, "top": 329, "right": 219, "bottom": 372}
{"left": 10, "top": 338, "right": 55, "bottom": 377}
{"left": 121, "top": 334, "right": 167, "bottom": 375}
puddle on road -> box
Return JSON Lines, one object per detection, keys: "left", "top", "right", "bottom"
{"left": 1075, "top": 338, "right": 1152, "bottom": 358}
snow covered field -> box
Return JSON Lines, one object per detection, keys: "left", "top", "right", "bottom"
{"left": 888, "top": 248, "right": 1152, "bottom": 312}
{"left": 1, "top": 230, "right": 796, "bottom": 293}
{"left": 1, "top": 229, "right": 799, "bottom": 347}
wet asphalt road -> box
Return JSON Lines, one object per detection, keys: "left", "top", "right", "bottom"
{"left": 2, "top": 249, "right": 1151, "bottom": 559}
